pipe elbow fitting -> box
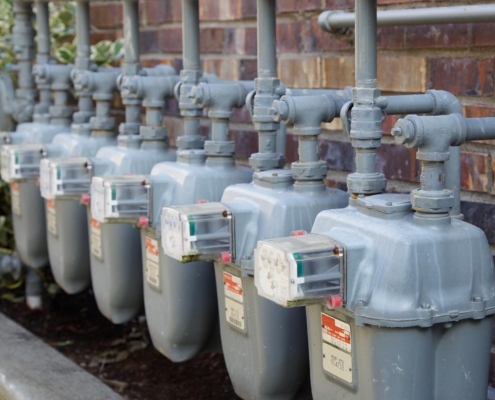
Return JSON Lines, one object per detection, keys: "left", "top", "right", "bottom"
{"left": 392, "top": 114, "right": 466, "bottom": 161}
{"left": 271, "top": 94, "right": 337, "bottom": 135}
{"left": 426, "top": 89, "right": 463, "bottom": 116}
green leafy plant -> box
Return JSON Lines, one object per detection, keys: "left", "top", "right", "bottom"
{"left": 0, "top": 0, "right": 15, "bottom": 71}
{"left": 54, "top": 37, "right": 125, "bottom": 67}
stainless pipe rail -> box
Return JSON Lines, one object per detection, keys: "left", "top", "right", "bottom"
{"left": 319, "top": 5, "right": 495, "bottom": 32}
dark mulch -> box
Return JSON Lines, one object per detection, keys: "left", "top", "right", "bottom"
{"left": 0, "top": 270, "right": 312, "bottom": 400}
{"left": 0, "top": 271, "right": 238, "bottom": 400}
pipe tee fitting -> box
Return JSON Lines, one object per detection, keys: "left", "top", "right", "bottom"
{"left": 189, "top": 81, "right": 254, "bottom": 157}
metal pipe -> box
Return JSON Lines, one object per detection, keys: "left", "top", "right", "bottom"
{"left": 319, "top": 5, "right": 495, "bottom": 32}
{"left": 182, "top": 0, "right": 200, "bottom": 70}
{"left": 36, "top": 1, "right": 50, "bottom": 65}
{"left": 465, "top": 118, "right": 495, "bottom": 141}
{"left": 75, "top": 0, "right": 91, "bottom": 66}
{"left": 123, "top": 0, "right": 140, "bottom": 66}
{"left": 355, "top": 0, "right": 377, "bottom": 87}
{"left": 13, "top": 0, "right": 36, "bottom": 123}
{"left": 257, "top": 0, "right": 277, "bottom": 78}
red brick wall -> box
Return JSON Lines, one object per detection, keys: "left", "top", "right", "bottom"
{"left": 90, "top": 0, "right": 495, "bottom": 386}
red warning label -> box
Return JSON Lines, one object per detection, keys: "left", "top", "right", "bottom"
{"left": 11, "top": 182, "right": 18, "bottom": 193}
{"left": 146, "top": 237, "right": 159, "bottom": 263}
{"left": 223, "top": 272, "right": 243, "bottom": 303}
{"left": 321, "top": 313, "right": 351, "bottom": 352}
{"left": 47, "top": 199, "right": 55, "bottom": 210}
{"left": 91, "top": 218, "right": 100, "bottom": 232}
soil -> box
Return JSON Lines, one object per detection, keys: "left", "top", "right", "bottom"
{"left": 0, "top": 270, "right": 313, "bottom": 400}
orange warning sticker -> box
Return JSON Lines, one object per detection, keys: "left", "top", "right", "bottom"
{"left": 10, "top": 182, "right": 20, "bottom": 216}
{"left": 146, "top": 237, "right": 159, "bottom": 263}
{"left": 223, "top": 272, "right": 243, "bottom": 304}
{"left": 321, "top": 313, "right": 351, "bottom": 352}
{"left": 46, "top": 199, "right": 57, "bottom": 236}
{"left": 90, "top": 217, "right": 102, "bottom": 259}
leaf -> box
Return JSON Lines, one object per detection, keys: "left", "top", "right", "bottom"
{"left": 51, "top": 340, "right": 75, "bottom": 347}
{"left": 0, "top": 292, "right": 25, "bottom": 303}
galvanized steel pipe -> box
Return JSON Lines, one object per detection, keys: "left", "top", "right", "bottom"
{"left": 319, "top": 5, "right": 495, "bottom": 32}
{"left": 257, "top": 0, "right": 277, "bottom": 78}
{"left": 123, "top": 0, "right": 140, "bottom": 66}
{"left": 36, "top": 1, "right": 50, "bottom": 65}
{"left": 355, "top": 0, "right": 377, "bottom": 87}
{"left": 75, "top": 0, "right": 91, "bottom": 66}
{"left": 182, "top": 0, "right": 200, "bottom": 70}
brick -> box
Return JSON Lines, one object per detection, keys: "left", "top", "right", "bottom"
{"left": 461, "top": 201, "right": 495, "bottom": 244}
{"left": 139, "top": 30, "right": 159, "bottom": 54}
{"left": 382, "top": 115, "right": 401, "bottom": 136}
{"left": 90, "top": 3, "right": 122, "bottom": 29}
{"left": 223, "top": 27, "right": 257, "bottom": 56}
{"left": 460, "top": 151, "right": 489, "bottom": 192}
{"left": 143, "top": 0, "right": 181, "bottom": 25}
{"left": 229, "top": 129, "right": 258, "bottom": 159}
{"left": 90, "top": 31, "right": 119, "bottom": 45}
{"left": 277, "top": 21, "right": 303, "bottom": 53}
{"left": 319, "top": 139, "right": 354, "bottom": 172}
{"left": 377, "top": 26, "right": 405, "bottom": 50}
{"left": 464, "top": 104, "right": 495, "bottom": 119}
{"left": 322, "top": 56, "right": 354, "bottom": 88}
{"left": 473, "top": 22, "right": 495, "bottom": 47}
{"left": 278, "top": 58, "right": 321, "bottom": 89}
{"left": 377, "top": 144, "right": 417, "bottom": 182}
{"left": 200, "top": 0, "right": 256, "bottom": 21}
{"left": 231, "top": 107, "right": 253, "bottom": 124}
{"left": 285, "top": 134, "right": 299, "bottom": 164}
{"left": 158, "top": 27, "right": 183, "bottom": 54}
{"left": 378, "top": 57, "right": 428, "bottom": 93}
{"left": 325, "top": 0, "right": 354, "bottom": 9}
{"left": 430, "top": 58, "right": 494, "bottom": 97}
{"left": 200, "top": 28, "right": 227, "bottom": 54}
{"left": 239, "top": 59, "right": 257, "bottom": 80}
{"left": 204, "top": 59, "right": 240, "bottom": 80}
{"left": 277, "top": 0, "right": 322, "bottom": 13}
{"left": 304, "top": 18, "right": 353, "bottom": 53}
{"left": 406, "top": 24, "right": 468, "bottom": 49}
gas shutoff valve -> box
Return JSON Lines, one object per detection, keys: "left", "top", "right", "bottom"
{"left": 254, "top": 234, "right": 344, "bottom": 308}
{"left": 1, "top": 144, "right": 46, "bottom": 182}
{"left": 91, "top": 175, "right": 150, "bottom": 224}
{"left": 161, "top": 202, "right": 234, "bottom": 263}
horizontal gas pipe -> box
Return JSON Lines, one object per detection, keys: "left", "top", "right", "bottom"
{"left": 320, "top": 4, "right": 471, "bottom": 219}
{"left": 319, "top": 5, "right": 495, "bottom": 32}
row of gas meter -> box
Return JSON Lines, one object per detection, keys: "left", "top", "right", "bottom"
{"left": 2, "top": 0, "right": 495, "bottom": 399}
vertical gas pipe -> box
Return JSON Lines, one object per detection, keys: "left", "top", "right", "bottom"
{"left": 12, "top": 0, "right": 36, "bottom": 123}
{"left": 248, "top": 0, "right": 285, "bottom": 171}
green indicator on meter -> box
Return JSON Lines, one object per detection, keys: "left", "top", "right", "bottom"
{"left": 111, "top": 185, "right": 117, "bottom": 200}
{"left": 57, "top": 166, "right": 61, "bottom": 180}
{"left": 188, "top": 215, "right": 196, "bottom": 236}
{"left": 294, "top": 252, "right": 304, "bottom": 277}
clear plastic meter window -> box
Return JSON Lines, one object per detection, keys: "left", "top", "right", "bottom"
{"left": 1, "top": 144, "right": 44, "bottom": 182}
{"left": 161, "top": 202, "right": 233, "bottom": 263}
{"left": 91, "top": 175, "right": 150, "bottom": 223}
{"left": 254, "top": 233, "right": 343, "bottom": 308}
{"left": 40, "top": 158, "right": 91, "bottom": 200}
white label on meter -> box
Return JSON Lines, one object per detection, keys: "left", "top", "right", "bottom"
{"left": 322, "top": 313, "right": 352, "bottom": 383}
{"left": 46, "top": 200, "right": 57, "bottom": 236}
{"left": 90, "top": 217, "right": 102, "bottom": 260}
{"left": 11, "top": 183, "right": 20, "bottom": 216}
{"left": 322, "top": 342, "right": 353, "bottom": 383}
{"left": 225, "top": 297, "right": 245, "bottom": 330}
{"left": 145, "top": 237, "right": 160, "bottom": 289}
{"left": 223, "top": 272, "right": 245, "bottom": 329}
